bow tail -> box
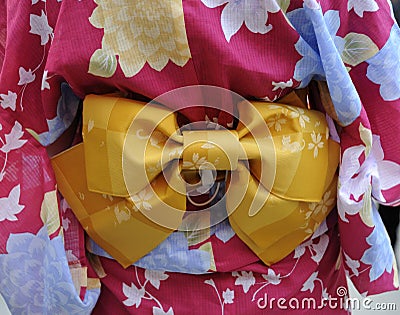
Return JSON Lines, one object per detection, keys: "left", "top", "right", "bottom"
{"left": 227, "top": 164, "right": 337, "bottom": 266}
{"left": 51, "top": 143, "right": 186, "bottom": 268}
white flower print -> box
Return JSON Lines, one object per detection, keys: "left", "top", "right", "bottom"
{"left": 338, "top": 123, "right": 400, "bottom": 222}
{"left": 131, "top": 188, "right": 153, "bottom": 211}
{"left": 205, "top": 279, "right": 235, "bottom": 314}
{"left": 201, "top": 0, "right": 280, "bottom": 42}
{"left": 267, "top": 114, "right": 287, "bottom": 132}
{"left": 222, "top": 288, "right": 235, "bottom": 304}
{"left": 122, "top": 282, "right": 145, "bottom": 307}
{"left": 0, "top": 91, "right": 17, "bottom": 111}
{"left": 232, "top": 271, "right": 255, "bottom": 293}
{"left": 347, "top": 0, "right": 378, "bottom": 17}
{"left": 307, "top": 131, "right": 324, "bottom": 158}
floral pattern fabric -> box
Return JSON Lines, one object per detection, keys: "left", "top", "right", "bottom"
{"left": 0, "top": 0, "right": 400, "bottom": 314}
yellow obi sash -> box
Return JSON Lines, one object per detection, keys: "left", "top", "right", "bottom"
{"left": 51, "top": 93, "right": 339, "bottom": 268}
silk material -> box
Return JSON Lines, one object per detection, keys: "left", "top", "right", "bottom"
{"left": 51, "top": 93, "right": 339, "bottom": 268}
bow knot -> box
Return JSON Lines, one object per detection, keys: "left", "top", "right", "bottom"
{"left": 182, "top": 130, "right": 241, "bottom": 171}
{"left": 52, "top": 93, "right": 340, "bottom": 268}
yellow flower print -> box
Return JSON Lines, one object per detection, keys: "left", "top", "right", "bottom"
{"left": 308, "top": 190, "right": 335, "bottom": 216}
{"left": 131, "top": 188, "right": 153, "bottom": 211}
{"left": 267, "top": 114, "right": 287, "bottom": 132}
{"left": 89, "top": 0, "right": 191, "bottom": 78}
{"left": 308, "top": 130, "right": 324, "bottom": 158}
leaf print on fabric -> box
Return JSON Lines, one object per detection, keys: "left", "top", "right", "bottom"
{"left": 88, "top": 49, "right": 118, "bottom": 78}
{"left": 251, "top": 268, "right": 282, "bottom": 301}
{"left": 294, "top": 235, "right": 329, "bottom": 264}
{"left": 301, "top": 272, "right": 319, "bottom": 293}
{"left": 261, "top": 269, "right": 281, "bottom": 285}
{"left": 89, "top": 0, "right": 191, "bottom": 77}
{"left": 276, "top": 0, "right": 290, "bottom": 13}
{"left": 40, "top": 190, "right": 61, "bottom": 235}
{"left": 145, "top": 270, "right": 169, "bottom": 290}
{"left": 0, "top": 121, "right": 27, "bottom": 153}
{"left": 341, "top": 33, "right": 378, "bottom": 67}
{"left": 153, "top": 306, "right": 174, "bottom": 315}
{"left": 367, "top": 25, "right": 400, "bottom": 101}
{"left": 232, "top": 271, "right": 255, "bottom": 293}
{"left": 29, "top": 10, "right": 53, "bottom": 45}
{"left": 347, "top": 0, "right": 378, "bottom": 17}
{"left": 0, "top": 91, "right": 17, "bottom": 111}
{"left": 201, "top": 0, "right": 280, "bottom": 42}
{"left": 18, "top": 67, "right": 36, "bottom": 85}
{"left": 122, "top": 282, "right": 145, "bottom": 307}
{"left": 0, "top": 185, "right": 25, "bottom": 222}
{"left": 344, "top": 252, "right": 360, "bottom": 277}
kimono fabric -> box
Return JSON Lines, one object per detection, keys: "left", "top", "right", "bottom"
{"left": 0, "top": 1, "right": 400, "bottom": 315}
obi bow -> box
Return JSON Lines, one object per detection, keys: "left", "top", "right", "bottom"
{"left": 51, "top": 93, "right": 339, "bottom": 268}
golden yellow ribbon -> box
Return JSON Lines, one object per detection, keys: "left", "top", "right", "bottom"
{"left": 51, "top": 93, "right": 339, "bottom": 268}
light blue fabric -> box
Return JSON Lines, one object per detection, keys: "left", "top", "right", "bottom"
{"left": 0, "top": 226, "right": 99, "bottom": 315}
{"left": 367, "top": 24, "right": 400, "bottom": 101}
{"left": 361, "top": 203, "right": 395, "bottom": 282}
{"left": 289, "top": 6, "right": 363, "bottom": 126}
{"left": 36, "top": 83, "right": 80, "bottom": 146}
